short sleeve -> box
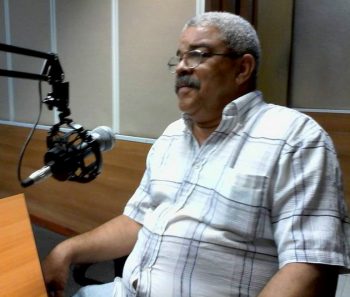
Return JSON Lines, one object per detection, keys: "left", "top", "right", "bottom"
{"left": 271, "top": 122, "right": 350, "bottom": 272}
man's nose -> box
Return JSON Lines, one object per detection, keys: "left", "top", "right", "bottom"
{"left": 176, "top": 58, "right": 191, "bottom": 75}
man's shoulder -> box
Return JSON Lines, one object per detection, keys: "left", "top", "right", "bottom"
{"left": 252, "top": 103, "right": 327, "bottom": 141}
{"left": 162, "top": 118, "right": 187, "bottom": 136}
{"left": 266, "top": 104, "right": 323, "bottom": 130}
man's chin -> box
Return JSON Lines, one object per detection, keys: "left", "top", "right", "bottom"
{"left": 177, "top": 99, "right": 197, "bottom": 115}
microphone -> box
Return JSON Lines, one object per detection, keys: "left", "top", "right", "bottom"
{"left": 21, "top": 126, "right": 116, "bottom": 187}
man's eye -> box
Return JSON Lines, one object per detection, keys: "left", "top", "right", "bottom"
{"left": 201, "top": 52, "right": 211, "bottom": 58}
{"left": 188, "top": 52, "right": 201, "bottom": 58}
{"left": 190, "top": 51, "right": 206, "bottom": 58}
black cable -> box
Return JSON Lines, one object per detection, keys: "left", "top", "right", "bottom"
{"left": 17, "top": 80, "right": 44, "bottom": 184}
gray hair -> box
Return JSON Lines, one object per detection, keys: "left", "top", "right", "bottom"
{"left": 183, "top": 12, "right": 261, "bottom": 78}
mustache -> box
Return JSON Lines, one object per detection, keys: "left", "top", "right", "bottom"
{"left": 175, "top": 75, "right": 201, "bottom": 93}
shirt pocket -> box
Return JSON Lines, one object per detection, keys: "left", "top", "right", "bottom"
{"left": 213, "top": 169, "right": 269, "bottom": 242}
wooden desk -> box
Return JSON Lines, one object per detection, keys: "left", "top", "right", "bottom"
{"left": 0, "top": 194, "right": 47, "bottom": 297}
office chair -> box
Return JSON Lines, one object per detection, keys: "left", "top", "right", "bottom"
{"left": 72, "top": 256, "right": 128, "bottom": 286}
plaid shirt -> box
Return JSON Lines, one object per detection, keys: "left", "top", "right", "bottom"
{"left": 123, "top": 91, "right": 350, "bottom": 297}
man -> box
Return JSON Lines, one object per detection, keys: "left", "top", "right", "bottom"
{"left": 43, "top": 12, "right": 350, "bottom": 297}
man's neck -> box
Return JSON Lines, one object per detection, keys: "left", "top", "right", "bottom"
{"left": 192, "top": 119, "right": 220, "bottom": 145}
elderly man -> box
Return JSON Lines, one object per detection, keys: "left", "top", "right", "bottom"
{"left": 43, "top": 12, "right": 350, "bottom": 297}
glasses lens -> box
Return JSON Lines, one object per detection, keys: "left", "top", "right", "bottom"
{"left": 186, "top": 51, "right": 202, "bottom": 68}
{"left": 168, "top": 56, "right": 180, "bottom": 73}
{"left": 167, "top": 50, "right": 204, "bottom": 73}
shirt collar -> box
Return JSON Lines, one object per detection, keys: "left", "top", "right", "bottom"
{"left": 182, "top": 90, "right": 265, "bottom": 133}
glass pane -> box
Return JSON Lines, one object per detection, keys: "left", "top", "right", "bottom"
{"left": 289, "top": 0, "right": 350, "bottom": 110}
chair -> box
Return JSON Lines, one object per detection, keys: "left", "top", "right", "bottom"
{"left": 72, "top": 256, "right": 128, "bottom": 286}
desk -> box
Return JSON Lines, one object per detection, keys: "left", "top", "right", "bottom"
{"left": 0, "top": 194, "right": 47, "bottom": 297}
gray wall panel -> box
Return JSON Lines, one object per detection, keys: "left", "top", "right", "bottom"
{"left": 9, "top": 0, "right": 53, "bottom": 124}
{"left": 0, "top": 1, "right": 9, "bottom": 120}
{"left": 290, "top": 0, "right": 350, "bottom": 109}
{"left": 1, "top": 0, "right": 197, "bottom": 138}
{"left": 119, "top": 0, "right": 196, "bottom": 137}
{"left": 56, "top": 0, "right": 113, "bottom": 130}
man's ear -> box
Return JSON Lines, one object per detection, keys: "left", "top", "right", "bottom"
{"left": 235, "top": 54, "right": 256, "bottom": 86}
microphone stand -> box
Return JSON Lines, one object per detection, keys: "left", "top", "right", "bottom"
{"left": 0, "top": 43, "right": 102, "bottom": 186}
{"left": 0, "top": 42, "right": 70, "bottom": 122}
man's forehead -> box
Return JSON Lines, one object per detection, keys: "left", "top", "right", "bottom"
{"left": 177, "top": 25, "right": 225, "bottom": 51}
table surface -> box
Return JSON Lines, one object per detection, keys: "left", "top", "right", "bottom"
{"left": 0, "top": 193, "right": 47, "bottom": 297}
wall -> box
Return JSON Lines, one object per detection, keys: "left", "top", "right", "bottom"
{"left": 119, "top": 0, "right": 194, "bottom": 137}
{"left": 0, "top": 1, "right": 8, "bottom": 119}
{"left": 55, "top": 0, "right": 114, "bottom": 129}
{"left": 256, "top": 0, "right": 293, "bottom": 105}
{"left": 0, "top": 124, "right": 151, "bottom": 235}
{"left": 290, "top": 0, "right": 350, "bottom": 109}
{"left": 0, "top": 0, "right": 53, "bottom": 124}
{"left": 0, "top": 0, "right": 197, "bottom": 138}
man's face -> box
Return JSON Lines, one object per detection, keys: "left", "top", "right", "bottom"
{"left": 175, "top": 25, "right": 241, "bottom": 125}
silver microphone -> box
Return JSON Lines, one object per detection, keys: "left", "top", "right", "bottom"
{"left": 88, "top": 126, "right": 116, "bottom": 151}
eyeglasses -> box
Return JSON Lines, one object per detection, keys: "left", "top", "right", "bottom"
{"left": 167, "top": 49, "right": 239, "bottom": 73}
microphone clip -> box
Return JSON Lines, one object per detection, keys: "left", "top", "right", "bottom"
{"left": 45, "top": 120, "right": 102, "bottom": 183}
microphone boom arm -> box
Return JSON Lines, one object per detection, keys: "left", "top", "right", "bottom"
{"left": 0, "top": 43, "right": 111, "bottom": 187}
{"left": 0, "top": 42, "right": 70, "bottom": 121}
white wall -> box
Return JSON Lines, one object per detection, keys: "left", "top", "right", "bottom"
{"left": 0, "top": 0, "right": 197, "bottom": 139}
{"left": 118, "top": 0, "right": 195, "bottom": 137}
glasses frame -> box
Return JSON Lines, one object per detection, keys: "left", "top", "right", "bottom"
{"left": 167, "top": 49, "right": 240, "bottom": 73}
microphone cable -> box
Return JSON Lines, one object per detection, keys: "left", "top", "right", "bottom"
{"left": 17, "top": 80, "right": 44, "bottom": 185}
